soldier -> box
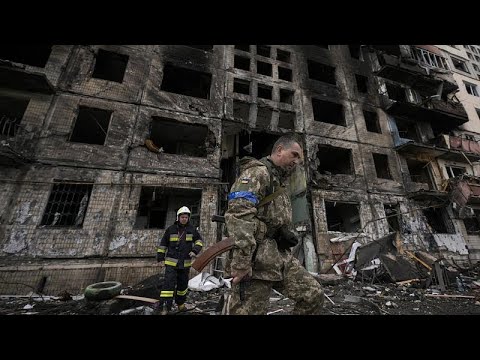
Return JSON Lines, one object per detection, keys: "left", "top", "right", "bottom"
{"left": 156, "top": 206, "right": 203, "bottom": 314}
{"left": 224, "top": 134, "right": 324, "bottom": 315}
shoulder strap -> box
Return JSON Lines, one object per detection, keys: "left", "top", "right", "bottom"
{"left": 257, "top": 186, "right": 286, "bottom": 208}
{"left": 257, "top": 157, "right": 285, "bottom": 209}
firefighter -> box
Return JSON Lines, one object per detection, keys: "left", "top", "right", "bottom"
{"left": 156, "top": 206, "right": 203, "bottom": 314}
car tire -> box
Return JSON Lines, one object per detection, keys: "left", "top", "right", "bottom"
{"left": 84, "top": 281, "right": 122, "bottom": 301}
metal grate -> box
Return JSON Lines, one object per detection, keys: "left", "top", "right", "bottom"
{"left": 41, "top": 181, "right": 93, "bottom": 227}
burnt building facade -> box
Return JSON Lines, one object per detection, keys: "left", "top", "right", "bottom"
{"left": 0, "top": 45, "right": 478, "bottom": 295}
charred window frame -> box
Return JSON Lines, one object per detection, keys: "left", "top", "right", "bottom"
{"left": 307, "top": 60, "right": 336, "bottom": 85}
{"left": 92, "top": 49, "right": 129, "bottom": 83}
{"left": 161, "top": 63, "right": 212, "bottom": 99}
{"left": 317, "top": 145, "right": 353, "bottom": 175}
{"left": 445, "top": 165, "right": 466, "bottom": 179}
{"left": 40, "top": 181, "right": 93, "bottom": 227}
{"left": 463, "top": 209, "right": 480, "bottom": 235}
{"left": 406, "top": 159, "right": 435, "bottom": 189}
{"left": 312, "top": 98, "right": 345, "bottom": 126}
{"left": 423, "top": 207, "right": 455, "bottom": 234}
{"left": 325, "top": 201, "right": 361, "bottom": 233}
{"left": 384, "top": 204, "right": 401, "bottom": 232}
{"left": 372, "top": 153, "right": 392, "bottom": 180}
{"left": 69, "top": 106, "right": 112, "bottom": 145}
{"left": 363, "top": 110, "right": 381, "bottom": 133}
{"left": 0, "top": 95, "right": 30, "bottom": 137}
{"left": 134, "top": 187, "right": 202, "bottom": 229}
{"left": 150, "top": 117, "right": 213, "bottom": 157}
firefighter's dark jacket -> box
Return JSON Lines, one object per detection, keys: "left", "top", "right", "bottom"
{"left": 156, "top": 221, "right": 203, "bottom": 268}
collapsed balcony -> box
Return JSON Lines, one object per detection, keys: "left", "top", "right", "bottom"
{"left": 395, "top": 134, "right": 480, "bottom": 164}
{"left": 449, "top": 174, "right": 480, "bottom": 218}
{"left": 383, "top": 95, "right": 468, "bottom": 132}
{"left": 0, "top": 120, "right": 35, "bottom": 167}
{"left": 0, "top": 65, "right": 54, "bottom": 94}
{"left": 372, "top": 45, "right": 457, "bottom": 96}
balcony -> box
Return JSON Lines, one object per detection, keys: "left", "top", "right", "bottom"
{"left": 373, "top": 47, "right": 458, "bottom": 95}
{"left": 449, "top": 175, "right": 480, "bottom": 217}
{"left": 0, "top": 63, "right": 54, "bottom": 94}
{"left": 384, "top": 97, "right": 468, "bottom": 129}
{"left": 0, "top": 118, "right": 35, "bottom": 167}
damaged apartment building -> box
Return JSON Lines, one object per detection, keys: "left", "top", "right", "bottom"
{"left": 1, "top": 45, "right": 479, "bottom": 296}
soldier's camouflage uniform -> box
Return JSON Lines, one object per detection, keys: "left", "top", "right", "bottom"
{"left": 224, "top": 156, "right": 324, "bottom": 315}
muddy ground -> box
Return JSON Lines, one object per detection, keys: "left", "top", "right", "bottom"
{"left": 1, "top": 274, "right": 479, "bottom": 316}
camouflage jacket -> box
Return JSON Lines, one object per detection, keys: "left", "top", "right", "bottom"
{"left": 224, "top": 156, "right": 293, "bottom": 281}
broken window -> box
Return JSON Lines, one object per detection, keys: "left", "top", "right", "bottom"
{"left": 325, "top": 201, "right": 361, "bottom": 232}
{"left": 256, "top": 45, "right": 271, "bottom": 57}
{"left": 355, "top": 74, "right": 368, "bottom": 93}
{"left": 317, "top": 145, "right": 353, "bottom": 175}
{"left": 372, "top": 153, "right": 392, "bottom": 179}
{"left": 238, "top": 131, "right": 279, "bottom": 158}
{"left": 363, "top": 110, "right": 381, "bottom": 133}
{"left": 445, "top": 165, "right": 466, "bottom": 179}
{"left": 406, "top": 159, "right": 434, "bottom": 188}
{"left": 256, "top": 107, "right": 273, "bottom": 130}
{"left": 276, "top": 49, "right": 291, "bottom": 63}
{"left": 150, "top": 117, "right": 212, "bottom": 157}
{"left": 0, "top": 95, "right": 30, "bottom": 137}
{"left": 384, "top": 204, "right": 400, "bottom": 232}
{"left": 161, "top": 64, "right": 212, "bottom": 99}
{"left": 463, "top": 209, "right": 480, "bottom": 235}
{"left": 0, "top": 45, "right": 52, "bottom": 68}
{"left": 134, "top": 187, "right": 202, "bottom": 229}
{"left": 279, "top": 88, "right": 294, "bottom": 104}
{"left": 473, "top": 63, "right": 480, "bottom": 72}
{"left": 92, "top": 49, "right": 129, "bottom": 83}
{"left": 423, "top": 207, "right": 455, "bottom": 234}
{"left": 257, "top": 83, "right": 272, "bottom": 100}
{"left": 278, "top": 67, "right": 292, "bottom": 82}
{"left": 451, "top": 57, "right": 469, "bottom": 73}
{"left": 395, "top": 118, "right": 419, "bottom": 142}
{"left": 235, "top": 45, "right": 250, "bottom": 52}
{"left": 233, "top": 100, "right": 250, "bottom": 122}
{"left": 278, "top": 111, "right": 295, "bottom": 130}
{"left": 464, "top": 81, "right": 479, "bottom": 97}
{"left": 312, "top": 98, "right": 345, "bottom": 126}
{"left": 385, "top": 82, "right": 407, "bottom": 102}
{"left": 234, "top": 55, "right": 250, "bottom": 71}
{"left": 69, "top": 106, "right": 111, "bottom": 145}
{"left": 307, "top": 60, "right": 336, "bottom": 85}
{"left": 348, "top": 45, "right": 361, "bottom": 60}
{"left": 40, "top": 181, "right": 93, "bottom": 227}
{"left": 257, "top": 61, "right": 272, "bottom": 77}
{"left": 411, "top": 47, "right": 449, "bottom": 70}
{"left": 233, "top": 78, "right": 250, "bottom": 95}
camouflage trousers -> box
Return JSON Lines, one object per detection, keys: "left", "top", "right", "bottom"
{"left": 228, "top": 257, "right": 324, "bottom": 315}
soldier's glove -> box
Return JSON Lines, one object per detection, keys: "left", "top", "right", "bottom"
{"left": 276, "top": 225, "right": 299, "bottom": 251}
{"left": 156, "top": 253, "right": 165, "bottom": 263}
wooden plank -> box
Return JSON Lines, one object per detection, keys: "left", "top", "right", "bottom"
{"left": 406, "top": 250, "right": 432, "bottom": 271}
{"left": 425, "top": 294, "right": 476, "bottom": 299}
{"left": 434, "top": 262, "right": 446, "bottom": 292}
{"left": 115, "top": 295, "right": 159, "bottom": 303}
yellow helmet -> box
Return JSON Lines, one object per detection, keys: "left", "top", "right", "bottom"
{"left": 177, "top": 206, "right": 191, "bottom": 220}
